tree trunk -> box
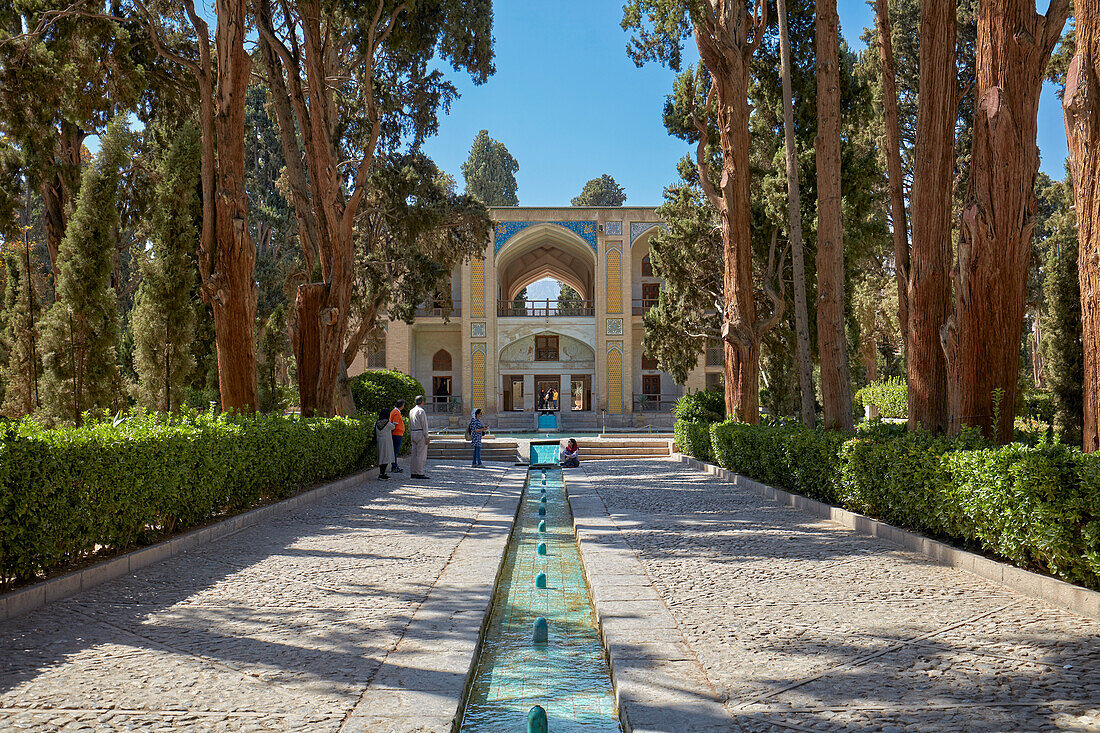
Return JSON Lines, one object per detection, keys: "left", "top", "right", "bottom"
{"left": 815, "top": 0, "right": 853, "bottom": 431}
{"left": 907, "top": 0, "right": 957, "bottom": 434}
{"left": 947, "top": 0, "right": 1068, "bottom": 443}
{"left": 209, "top": 0, "right": 258, "bottom": 413}
{"left": 1063, "top": 0, "right": 1099, "bottom": 451}
{"left": 778, "top": 0, "right": 816, "bottom": 428}
{"left": 874, "top": 0, "right": 910, "bottom": 360}
{"left": 715, "top": 66, "right": 761, "bottom": 425}
{"left": 295, "top": 282, "right": 324, "bottom": 417}
{"left": 39, "top": 125, "right": 84, "bottom": 291}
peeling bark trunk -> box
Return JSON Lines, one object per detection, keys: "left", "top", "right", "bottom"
{"left": 778, "top": 0, "right": 815, "bottom": 428}
{"left": 947, "top": 0, "right": 1068, "bottom": 443}
{"left": 907, "top": 0, "right": 957, "bottom": 434}
{"left": 40, "top": 125, "right": 84, "bottom": 291}
{"left": 816, "top": 0, "right": 853, "bottom": 431}
{"left": 874, "top": 0, "right": 910, "bottom": 359}
{"left": 295, "top": 283, "right": 324, "bottom": 416}
{"left": 691, "top": 0, "right": 769, "bottom": 424}
{"left": 209, "top": 0, "right": 258, "bottom": 413}
{"left": 1063, "top": 0, "right": 1100, "bottom": 451}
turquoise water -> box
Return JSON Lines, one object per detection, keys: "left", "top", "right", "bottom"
{"left": 530, "top": 441, "right": 561, "bottom": 466}
{"left": 458, "top": 468, "right": 621, "bottom": 732}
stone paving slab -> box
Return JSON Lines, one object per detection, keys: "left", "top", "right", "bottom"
{"left": 570, "top": 459, "right": 1100, "bottom": 732}
{"left": 0, "top": 461, "right": 523, "bottom": 733}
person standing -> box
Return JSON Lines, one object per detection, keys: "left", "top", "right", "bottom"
{"left": 374, "top": 407, "right": 397, "bottom": 480}
{"left": 389, "top": 399, "right": 406, "bottom": 474}
{"left": 408, "top": 395, "right": 430, "bottom": 479}
{"left": 467, "top": 408, "right": 487, "bottom": 467}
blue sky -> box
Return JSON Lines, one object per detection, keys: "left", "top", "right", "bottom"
{"left": 423, "top": 0, "right": 1070, "bottom": 206}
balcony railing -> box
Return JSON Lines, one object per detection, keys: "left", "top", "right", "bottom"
{"left": 426, "top": 396, "right": 462, "bottom": 414}
{"left": 632, "top": 298, "right": 659, "bottom": 315}
{"left": 705, "top": 347, "right": 723, "bottom": 367}
{"left": 415, "top": 305, "right": 460, "bottom": 318}
{"left": 633, "top": 394, "right": 679, "bottom": 413}
{"left": 498, "top": 299, "right": 594, "bottom": 317}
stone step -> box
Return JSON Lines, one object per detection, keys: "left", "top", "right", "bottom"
{"left": 580, "top": 450, "right": 670, "bottom": 458}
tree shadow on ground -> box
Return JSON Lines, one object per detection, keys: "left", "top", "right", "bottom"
{"left": 0, "top": 461, "right": 517, "bottom": 720}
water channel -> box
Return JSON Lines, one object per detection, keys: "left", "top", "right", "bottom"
{"left": 458, "top": 444, "right": 622, "bottom": 731}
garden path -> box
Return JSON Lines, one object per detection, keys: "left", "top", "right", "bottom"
{"left": 0, "top": 462, "right": 522, "bottom": 732}
{"left": 575, "top": 458, "right": 1100, "bottom": 732}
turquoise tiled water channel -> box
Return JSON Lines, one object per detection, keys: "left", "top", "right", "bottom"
{"left": 458, "top": 463, "right": 622, "bottom": 731}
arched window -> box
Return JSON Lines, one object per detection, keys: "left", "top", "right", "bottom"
{"left": 641, "top": 254, "right": 653, "bottom": 278}
{"left": 432, "top": 349, "right": 452, "bottom": 371}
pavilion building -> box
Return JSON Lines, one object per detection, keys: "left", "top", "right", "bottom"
{"left": 348, "top": 206, "right": 722, "bottom": 430}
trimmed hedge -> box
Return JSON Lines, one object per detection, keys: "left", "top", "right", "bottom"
{"left": 349, "top": 370, "right": 425, "bottom": 419}
{"left": 0, "top": 410, "right": 375, "bottom": 587}
{"left": 674, "top": 420, "right": 714, "bottom": 463}
{"left": 854, "top": 377, "right": 907, "bottom": 419}
{"left": 679, "top": 418, "right": 1100, "bottom": 590}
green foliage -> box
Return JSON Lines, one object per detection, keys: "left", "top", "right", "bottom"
{"left": 1037, "top": 172, "right": 1083, "bottom": 445}
{"left": 258, "top": 304, "right": 291, "bottom": 414}
{"left": 461, "top": 129, "right": 519, "bottom": 206}
{"left": 0, "top": 411, "right": 375, "bottom": 586}
{"left": 571, "top": 174, "right": 626, "bottom": 206}
{"left": 679, "top": 420, "right": 1100, "bottom": 589}
{"left": 854, "top": 377, "right": 907, "bottom": 419}
{"left": 674, "top": 389, "right": 724, "bottom": 422}
{"left": 40, "top": 120, "right": 129, "bottom": 424}
{"left": 674, "top": 420, "right": 715, "bottom": 463}
{"left": 557, "top": 283, "right": 583, "bottom": 309}
{"left": 348, "top": 369, "right": 424, "bottom": 418}
{"left": 131, "top": 122, "right": 200, "bottom": 412}
{"left": 643, "top": 181, "right": 721, "bottom": 383}
{"left": 1016, "top": 387, "right": 1055, "bottom": 425}
{"left": 0, "top": 245, "right": 41, "bottom": 418}
{"left": 710, "top": 420, "right": 847, "bottom": 505}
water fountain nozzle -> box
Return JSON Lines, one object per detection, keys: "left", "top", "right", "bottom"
{"left": 532, "top": 617, "right": 548, "bottom": 643}
{"left": 528, "top": 704, "right": 548, "bottom": 732}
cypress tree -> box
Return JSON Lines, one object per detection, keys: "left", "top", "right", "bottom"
{"left": 0, "top": 244, "right": 41, "bottom": 418}
{"left": 257, "top": 303, "right": 289, "bottom": 414}
{"left": 39, "top": 121, "right": 129, "bottom": 424}
{"left": 131, "top": 124, "right": 200, "bottom": 412}
{"left": 1040, "top": 178, "right": 1084, "bottom": 444}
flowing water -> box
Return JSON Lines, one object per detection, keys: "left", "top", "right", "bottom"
{"left": 458, "top": 451, "right": 621, "bottom": 731}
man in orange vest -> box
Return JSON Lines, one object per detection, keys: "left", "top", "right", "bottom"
{"left": 389, "top": 399, "right": 406, "bottom": 473}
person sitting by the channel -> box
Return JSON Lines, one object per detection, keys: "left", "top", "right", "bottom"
{"left": 560, "top": 438, "right": 580, "bottom": 468}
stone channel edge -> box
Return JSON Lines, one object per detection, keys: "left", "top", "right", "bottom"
{"left": 673, "top": 453, "right": 1100, "bottom": 623}
{"left": 566, "top": 467, "right": 733, "bottom": 733}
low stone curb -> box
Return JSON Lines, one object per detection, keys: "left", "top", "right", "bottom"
{"left": 0, "top": 468, "right": 377, "bottom": 623}
{"left": 344, "top": 465, "right": 527, "bottom": 733}
{"left": 567, "top": 468, "right": 735, "bottom": 733}
{"left": 675, "top": 453, "right": 1100, "bottom": 622}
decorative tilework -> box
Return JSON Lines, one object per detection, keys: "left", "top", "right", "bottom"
{"left": 630, "top": 221, "right": 668, "bottom": 246}
{"left": 471, "top": 257, "right": 485, "bottom": 318}
{"left": 605, "top": 244, "right": 622, "bottom": 315}
{"left": 605, "top": 318, "right": 623, "bottom": 336}
{"left": 494, "top": 221, "right": 598, "bottom": 253}
{"left": 604, "top": 221, "right": 622, "bottom": 236}
{"left": 606, "top": 342, "right": 623, "bottom": 415}
{"left": 471, "top": 343, "right": 486, "bottom": 410}
{"left": 470, "top": 322, "right": 486, "bottom": 339}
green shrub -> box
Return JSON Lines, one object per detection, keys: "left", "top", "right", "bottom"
{"left": 0, "top": 410, "right": 375, "bottom": 587}
{"left": 1016, "top": 387, "right": 1056, "bottom": 424}
{"left": 674, "top": 420, "right": 714, "bottom": 462}
{"left": 711, "top": 420, "right": 844, "bottom": 504}
{"left": 349, "top": 369, "right": 425, "bottom": 419}
{"left": 675, "top": 389, "right": 725, "bottom": 422}
{"left": 704, "top": 419, "right": 1100, "bottom": 589}
{"left": 854, "top": 377, "right": 907, "bottom": 419}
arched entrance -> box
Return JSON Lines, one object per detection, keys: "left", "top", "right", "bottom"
{"left": 495, "top": 223, "right": 597, "bottom": 316}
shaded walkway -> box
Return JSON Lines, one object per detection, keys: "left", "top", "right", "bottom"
{"left": 577, "top": 459, "right": 1100, "bottom": 732}
{"left": 0, "top": 462, "right": 521, "bottom": 732}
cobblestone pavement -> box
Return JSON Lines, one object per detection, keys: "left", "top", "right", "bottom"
{"left": 0, "top": 462, "right": 515, "bottom": 732}
{"left": 581, "top": 459, "right": 1100, "bottom": 732}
